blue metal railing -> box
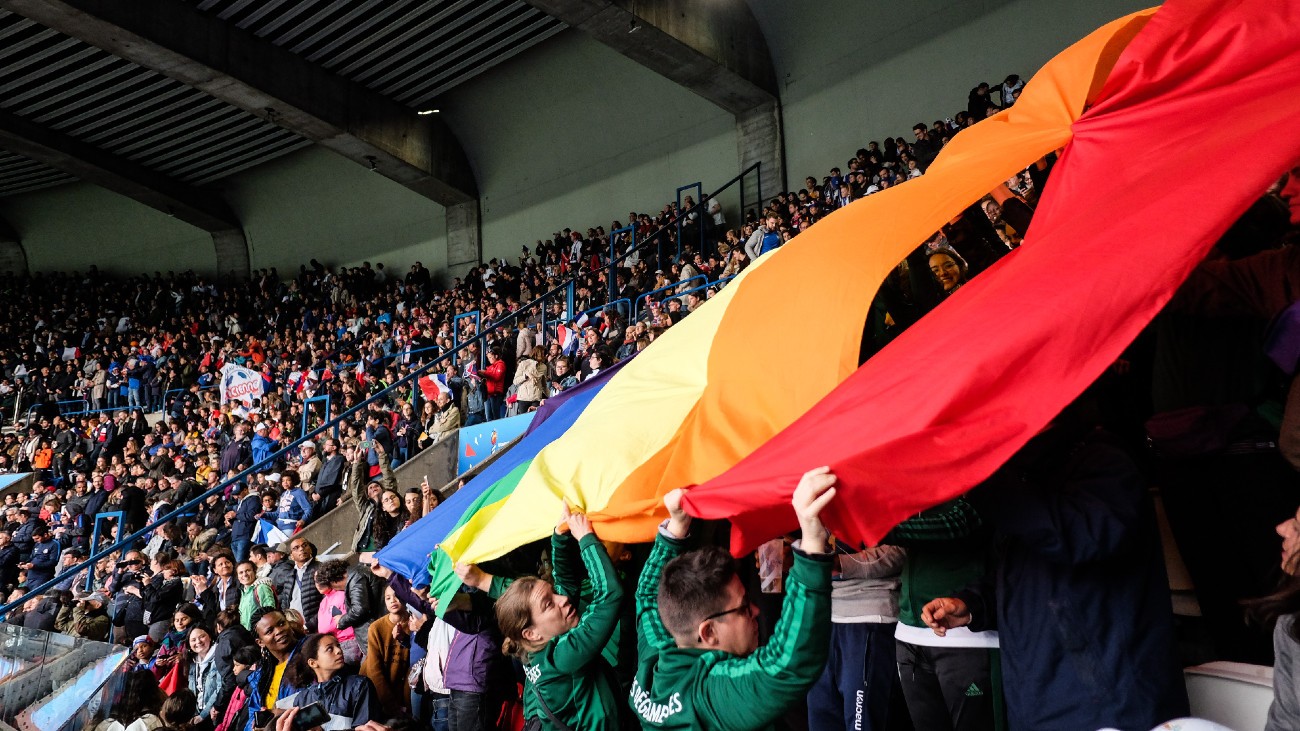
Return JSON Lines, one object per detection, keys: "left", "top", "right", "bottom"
{"left": 453, "top": 311, "right": 482, "bottom": 367}
{"left": 302, "top": 394, "right": 334, "bottom": 440}
{"left": 0, "top": 160, "right": 762, "bottom": 618}
{"left": 636, "top": 275, "right": 736, "bottom": 321}
{"left": 161, "top": 385, "right": 218, "bottom": 414}
{"left": 23, "top": 399, "right": 89, "bottom": 426}
{"left": 633, "top": 275, "right": 707, "bottom": 321}
{"left": 608, "top": 224, "right": 636, "bottom": 305}
{"left": 577, "top": 298, "right": 632, "bottom": 325}
{"left": 85, "top": 511, "right": 123, "bottom": 592}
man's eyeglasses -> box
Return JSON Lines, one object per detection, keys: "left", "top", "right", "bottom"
{"left": 697, "top": 599, "right": 754, "bottom": 642}
{"left": 702, "top": 601, "right": 753, "bottom": 623}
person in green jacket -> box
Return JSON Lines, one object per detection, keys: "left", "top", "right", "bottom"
{"left": 630, "top": 466, "right": 836, "bottom": 731}
{"left": 493, "top": 502, "right": 626, "bottom": 731}
{"left": 237, "top": 559, "right": 277, "bottom": 630}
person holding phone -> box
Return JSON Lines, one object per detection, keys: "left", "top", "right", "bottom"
{"left": 285, "top": 632, "right": 383, "bottom": 730}
{"left": 348, "top": 441, "right": 395, "bottom": 554}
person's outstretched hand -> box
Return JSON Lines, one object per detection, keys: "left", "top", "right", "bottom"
{"left": 792, "top": 466, "right": 837, "bottom": 554}
{"left": 920, "top": 597, "right": 972, "bottom": 637}
{"left": 567, "top": 509, "right": 594, "bottom": 542}
{"left": 663, "top": 488, "right": 691, "bottom": 539}
{"left": 454, "top": 562, "right": 492, "bottom": 593}
{"left": 555, "top": 502, "right": 572, "bottom": 535}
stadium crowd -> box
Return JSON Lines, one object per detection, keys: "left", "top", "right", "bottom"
{"left": 1, "top": 73, "right": 1299, "bottom": 731}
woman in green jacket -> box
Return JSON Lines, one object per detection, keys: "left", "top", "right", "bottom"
{"left": 495, "top": 504, "right": 626, "bottom": 731}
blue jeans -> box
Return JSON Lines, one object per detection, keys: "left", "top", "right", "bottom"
{"left": 448, "top": 690, "right": 485, "bottom": 731}
{"left": 231, "top": 538, "right": 251, "bottom": 563}
{"left": 485, "top": 396, "right": 504, "bottom": 421}
{"left": 414, "top": 691, "right": 450, "bottom": 731}
{"left": 463, "top": 411, "right": 485, "bottom": 427}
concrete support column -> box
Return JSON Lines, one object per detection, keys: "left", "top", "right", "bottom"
{"left": 736, "top": 100, "right": 786, "bottom": 210}
{"left": 0, "top": 240, "right": 27, "bottom": 275}
{"left": 446, "top": 200, "right": 482, "bottom": 279}
{"left": 211, "top": 229, "right": 251, "bottom": 280}
{"left": 0, "top": 217, "right": 26, "bottom": 274}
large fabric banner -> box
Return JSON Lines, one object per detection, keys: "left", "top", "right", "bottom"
{"left": 447, "top": 6, "right": 1155, "bottom": 568}
{"left": 375, "top": 362, "right": 624, "bottom": 602}
{"left": 684, "top": 0, "right": 1300, "bottom": 554}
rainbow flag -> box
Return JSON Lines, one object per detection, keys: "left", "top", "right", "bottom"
{"left": 445, "top": 5, "right": 1156, "bottom": 569}
{"left": 375, "top": 360, "right": 627, "bottom": 604}
{"left": 684, "top": 0, "right": 1300, "bottom": 552}
{"left": 436, "top": 0, "right": 1300, "bottom": 573}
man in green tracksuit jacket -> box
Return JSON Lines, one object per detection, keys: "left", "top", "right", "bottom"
{"left": 630, "top": 466, "right": 836, "bottom": 730}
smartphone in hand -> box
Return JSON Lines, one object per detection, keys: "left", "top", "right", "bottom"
{"left": 293, "top": 703, "right": 330, "bottom": 731}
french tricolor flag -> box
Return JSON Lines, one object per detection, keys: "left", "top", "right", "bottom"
{"left": 556, "top": 325, "right": 578, "bottom": 355}
{"left": 418, "top": 373, "right": 452, "bottom": 402}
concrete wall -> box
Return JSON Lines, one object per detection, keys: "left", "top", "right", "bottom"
{"left": 223, "top": 147, "right": 448, "bottom": 276}
{"left": 0, "top": 183, "right": 215, "bottom": 275}
{"left": 0, "top": 146, "right": 448, "bottom": 278}
{"left": 750, "top": 0, "right": 1154, "bottom": 183}
{"left": 439, "top": 31, "right": 738, "bottom": 263}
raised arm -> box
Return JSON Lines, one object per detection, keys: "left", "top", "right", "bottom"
{"left": 547, "top": 512, "right": 624, "bottom": 674}
{"left": 551, "top": 503, "right": 587, "bottom": 598}
{"left": 699, "top": 467, "right": 836, "bottom": 731}
{"left": 635, "top": 489, "right": 691, "bottom": 658}
{"left": 376, "top": 445, "right": 398, "bottom": 492}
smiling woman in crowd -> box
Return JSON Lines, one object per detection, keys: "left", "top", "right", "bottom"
{"left": 928, "top": 247, "right": 970, "bottom": 296}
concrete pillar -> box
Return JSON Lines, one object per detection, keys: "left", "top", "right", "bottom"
{"left": 211, "top": 229, "right": 251, "bottom": 280}
{"left": 736, "top": 100, "right": 786, "bottom": 211}
{"left": 446, "top": 200, "right": 483, "bottom": 278}
{"left": 0, "top": 218, "right": 27, "bottom": 274}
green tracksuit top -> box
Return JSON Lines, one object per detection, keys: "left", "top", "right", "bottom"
{"left": 885, "top": 497, "right": 992, "bottom": 628}
{"left": 522, "top": 531, "right": 625, "bottom": 731}
{"left": 630, "top": 529, "right": 833, "bottom": 731}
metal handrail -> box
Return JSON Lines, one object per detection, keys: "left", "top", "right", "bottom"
{"left": 301, "top": 344, "right": 445, "bottom": 384}
{"left": 578, "top": 298, "right": 632, "bottom": 324}
{"left": 633, "top": 275, "right": 707, "bottom": 321}
{"left": 22, "top": 399, "right": 89, "bottom": 426}
{"left": 0, "top": 160, "right": 762, "bottom": 618}
{"left": 160, "top": 384, "right": 218, "bottom": 414}
{"left": 635, "top": 275, "right": 736, "bottom": 321}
